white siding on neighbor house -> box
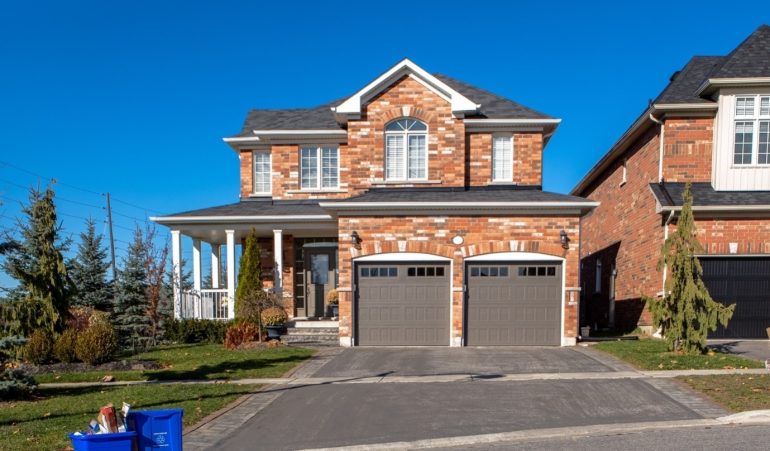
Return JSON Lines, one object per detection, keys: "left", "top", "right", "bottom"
{"left": 713, "top": 88, "right": 770, "bottom": 191}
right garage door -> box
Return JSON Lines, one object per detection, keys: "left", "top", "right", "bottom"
{"left": 467, "top": 263, "right": 562, "bottom": 346}
{"left": 700, "top": 257, "right": 770, "bottom": 339}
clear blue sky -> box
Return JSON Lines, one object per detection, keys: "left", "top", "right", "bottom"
{"left": 1, "top": 0, "right": 768, "bottom": 286}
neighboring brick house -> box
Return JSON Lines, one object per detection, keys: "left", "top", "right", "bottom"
{"left": 572, "top": 25, "right": 770, "bottom": 338}
{"left": 153, "top": 59, "right": 597, "bottom": 347}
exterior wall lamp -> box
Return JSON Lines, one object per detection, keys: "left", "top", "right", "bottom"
{"left": 560, "top": 230, "right": 570, "bottom": 249}
{"left": 351, "top": 231, "right": 361, "bottom": 246}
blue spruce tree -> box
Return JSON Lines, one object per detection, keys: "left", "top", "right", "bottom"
{"left": 70, "top": 218, "right": 114, "bottom": 311}
{"left": 114, "top": 227, "right": 150, "bottom": 349}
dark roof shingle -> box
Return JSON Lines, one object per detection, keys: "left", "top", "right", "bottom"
{"left": 654, "top": 56, "right": 723, "bottom": 104}
{"left": 336, "top": 187, "right": 592, "bottom": 204}
{"left": 650, "top": 182, "right": 770, "bottom": 207}
{"left": 163, "top": 200, "right": 329, "bottom": 218}
{"left": 710, "top": 24, "right": 770, "bottom": 79}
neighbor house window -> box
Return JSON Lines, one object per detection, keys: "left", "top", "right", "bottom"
{"left": 300, "top": 146, "right": 339, "bottom": 189}
{"left": 385, "top": 119, "right": 427, "bottom": 180}
{"left": 733, "top": 95, "right": 770, "bottom": 165}
{"left": 492, "top": 134, "right": 513, "bottom": 182}
{"left": 253, "top": 151, "right": 272, "bottom": 195}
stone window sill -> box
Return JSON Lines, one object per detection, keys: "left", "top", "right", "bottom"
{"left": 487, "top": 181, "right": 518, "bottom": 186}
{"left": 285, "top": 189, "right": 348, "bottom": 194}
{"left": 370, "top": 180, "right": 442, "bottom": 185}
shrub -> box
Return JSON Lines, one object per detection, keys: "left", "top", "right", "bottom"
{"left": 327, "top": 289, "right": 339, "bottom": 305}
{"left": 223, "top": 322, "right": 260, "bottom": 350}
{"left": 24, "top": 330, "right": 54, "bottom": 365}
{"left": 261, "top": 307, "right": 288, "bottom": 326}
{"left": 53, "top": 329, "right": 79, "bottom": 363}
{"left": 66, "top": 307, "right": 95, "bottom": 332}
{"left": 163, "top": 319, "right": 232, "bottom": 344}
{"left": 0, "top": 368, "right": 37, "bottom": 400}
{"left": 75, "top": 324, "right": 117, "bottom": 365}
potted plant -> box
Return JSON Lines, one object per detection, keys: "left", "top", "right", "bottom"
{"left": 261, "top": 307, "right": 288, "bottom": 341}
{"left": 327, "top": 290, "right": 339, "bottom": 318}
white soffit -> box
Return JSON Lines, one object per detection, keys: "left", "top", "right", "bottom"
{"left": 333, "top": 58, "right": 479, "bottom": 122}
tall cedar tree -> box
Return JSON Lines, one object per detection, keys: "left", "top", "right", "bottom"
{"left": 141, "top": 224, "right": 169, "bottom": 345}
{"left": 114, "top": 226, "right": 150, "bottom": 347}
{"left": 644, "top": 182, "right": 735, "bottom": 354}
{"left": 235, "top": 228, "right": 263, "bottom": 315}
{"left": 70, "top": 218, "right": 113, "bottom": 311}
{"left": 2, "top": 185, "right": 75, "bottom": 336}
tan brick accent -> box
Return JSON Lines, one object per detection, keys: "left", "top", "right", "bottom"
{"left": 336, "top": 215, "right": 581, "bottom": 342}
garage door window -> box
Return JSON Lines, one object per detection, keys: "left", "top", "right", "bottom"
{"left": 470, "top": 267, "right": 509, "bottom": 277}
{"left": 360, "top": 267, "right": 398, "bottom": 277}
{"left": 517, "top": 266, "right": 557, "bottom": 277}
{"left": 407, "top": 266, "right": 445, "bottom": 277}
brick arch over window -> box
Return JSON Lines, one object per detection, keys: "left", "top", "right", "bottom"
{"left": 348, "top": 239, "right": 568, "bottom": 260}
{"left": 378, "top": 106, "right": 435, "bottom": 125}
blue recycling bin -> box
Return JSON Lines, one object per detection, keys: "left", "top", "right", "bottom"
{"left": 67, "top": 431, "right": 137, "bottom": 451}
{"left": 130, "top": 408, "right": 184, "bottom": 451}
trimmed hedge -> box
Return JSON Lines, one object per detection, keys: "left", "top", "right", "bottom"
{"left": 163, "top": 319, "right": 234, "bottom": 344}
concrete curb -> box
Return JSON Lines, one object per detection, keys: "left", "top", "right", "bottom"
{"left": 289, "top": 417, "right": 770, "bottom": 451}
{"left": 719, "top": 410, "right": 770, "bottom": 424}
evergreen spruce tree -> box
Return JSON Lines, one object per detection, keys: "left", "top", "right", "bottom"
{"left": 2, "top": 185, "right": 75, "bottom": 336}
{"left": 644, "top": 182, "right": 735, "bottom": 354}
{"left": 70, "top": 218, "right": 113, "bottom": 311}
{"left": 113, "top": 227, "right": 150, "bottom": 348}
{"left": 235, "top": 228, "right": 263, "bottom": 314}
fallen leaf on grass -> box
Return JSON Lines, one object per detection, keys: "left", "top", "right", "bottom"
{"left": 749, "top": 377, "right": 755, "bottom": 380}
{"left": 752, "top": 389, "right": 762, "bottom": 392}
{"left": 658, "top": 364, "right": 665, "bottom": 369}
{"left": 55, "top": 376, "right": 61, "bottom": 380}
{"left": 721, "top": 357, "right": 727, "bottom": 360}
{"left": 724, "top": 366, "right": 736, "bottom": 370}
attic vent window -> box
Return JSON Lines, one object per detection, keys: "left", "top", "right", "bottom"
{"left": 385, "top": 119, "right": 428, "bottom": 181}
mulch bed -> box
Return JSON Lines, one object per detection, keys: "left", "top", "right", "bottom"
{"left": 237, "top": 340, "right": 290, "bottom": 351}
{"left": 17, "top": 359, "right": 162, "bottom": 375}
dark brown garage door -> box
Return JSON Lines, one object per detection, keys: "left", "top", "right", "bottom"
{"left": 467, "top": 263, "right": 562, "bottom": 346}
{"left": 700, "top": 257, "right": 770, "bottom": 339}
{"left": 356, "top": 263, "right": 450, "bottom": 346}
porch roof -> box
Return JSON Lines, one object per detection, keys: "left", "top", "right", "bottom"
{"left": 155, "top": 199, "right": 329, "bottom": 220}
{"left": 650, "top": 182, "right": 770, "bottom": 211}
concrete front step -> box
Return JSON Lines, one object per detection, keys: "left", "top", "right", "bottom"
{"left": 285, "top": 320, "right": 339, "bottom": 328}
{"left": 280, "top": 333, "right": 339, "bottom": 344}
{"left": 284, "top": 327, "right": 339, "bottom": 335}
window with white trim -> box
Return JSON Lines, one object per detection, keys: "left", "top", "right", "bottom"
{"left": 385, "top": 119, "right": 428, "bottom": 180}
{"left": 253, "top": 151, "right": 272, "bottom": 195}
{"left": 492, "top": 134, "right": 513, "bottom": 182}
{"left": 733, "top": 95, "right": 770, "bottom": 166}
{"left": 300, "top": 146, "right": 339, "bottom": 189}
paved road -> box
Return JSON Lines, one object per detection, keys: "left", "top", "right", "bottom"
{"left": 708, "top": 339, "right": 769, "bottom": 362}
{"left": 430, "top": 424, "right": 770, "bottom": 451}
{"left": 312, "top": 347, "right": 619, "bottom": 378}
{"left": 215, "top": 379, "right": 705, "bottom": 451}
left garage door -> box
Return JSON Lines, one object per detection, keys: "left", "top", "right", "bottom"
{"left": 356, "top": 263, "right": 450, "bottom": 346}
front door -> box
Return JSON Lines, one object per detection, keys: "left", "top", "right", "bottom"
{"left": 306, "top": 249, "right": 335, "bottom": 318}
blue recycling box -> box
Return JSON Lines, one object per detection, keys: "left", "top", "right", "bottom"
{"left": 67, "top": 431, "right": 137, "bottom": 451}
{"left": 130, "top": 408, "right": 184, "bottom": 451}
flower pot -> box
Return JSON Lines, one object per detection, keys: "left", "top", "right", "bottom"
{"left": 331, "top": 305, "right": 339, "bottom": 317}
{"left": 265, "top": 325, "right": 283, "bottom": 341}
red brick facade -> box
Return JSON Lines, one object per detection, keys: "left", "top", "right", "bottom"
{"left": 662, "top": 118, "right": 713, "bottom": 182}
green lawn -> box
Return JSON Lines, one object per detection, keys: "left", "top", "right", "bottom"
{"left": 679, "top": 374, "right": 770, "bottom": 412}
{"left": 592, "top": 338, "right": 764, "bottom": 370}
{"left": 0, "top": 383, "right": 260, "bottom": 451}
{"left": 33, "top": 343, "right": 316, "bottom": 384}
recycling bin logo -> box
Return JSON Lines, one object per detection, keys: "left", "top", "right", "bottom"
{"left": 156, "top": 434, "right": 166, "bottom": 444}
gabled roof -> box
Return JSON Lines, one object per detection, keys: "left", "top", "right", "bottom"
{"left": 228, "top": 61, "right": 554, "bottom": 138}
{"left": 654, "top": 56, "right": 723, "bottom": 105}
{"left": 709, "top": 24, "right": 770, "bottom": 79}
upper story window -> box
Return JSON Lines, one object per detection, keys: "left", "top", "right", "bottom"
{"left": 385, "top": 119, "right": 427, "bottom": 181}
{"left": 733, "top": 95, "right": 770, "bottom": 166}
{"left": 301, "top": 146, "right": 339, "bottom": 190}
{"left": 253, "top": 150, "right": 272, "bottom": 195}
{"left": 492, "top": 134, "right": 513, "bottom": 182}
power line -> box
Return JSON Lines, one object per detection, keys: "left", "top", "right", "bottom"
{"left": 111, "top": 197, "right": 165, "bottom": 215}
{"left": 111, "top": 210, "right": 152, "bottom": 224}
{"left": 0, "top": 159, "right": 102, "bottom": 195}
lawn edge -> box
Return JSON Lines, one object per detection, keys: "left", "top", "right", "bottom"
{"left": 590, "top": 341, "right": 763, "bottom": 371}
{"left": 182, "top": 384, "right": 267, "bottom": 435}
{"left": 281, "top": 346, "right": 321, "bottom": 378}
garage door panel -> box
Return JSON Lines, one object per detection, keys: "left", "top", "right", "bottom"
{"left": 467, "top": 263, "right": 561, "bottom": 346}
{"left": 357, "top": 263, "right": 450, "bottom": 346}
{"left": 701, "top": 257, "right": 770, "bottom": 339}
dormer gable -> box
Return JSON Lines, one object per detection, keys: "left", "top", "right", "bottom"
{"left": 332, "top": 58, "right": 479, "bottom": 126}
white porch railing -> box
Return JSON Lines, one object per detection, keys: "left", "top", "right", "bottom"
{"left": 179, "top": 289, "right": 230, "bottom": 320}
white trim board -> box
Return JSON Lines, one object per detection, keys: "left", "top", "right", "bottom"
{"left": 465, "top": 252, "right": 564, "bottom": 262}
{"left": 353, "top": 252, "right": 452, "bottom": 262}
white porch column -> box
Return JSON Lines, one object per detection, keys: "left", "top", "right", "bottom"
{"left": 273, "top": 229, "right": 283, "bottom": 293}
{"left": 171, "top": 230, "right": 182, "bottom": 320}
{"left": 211, "top": 244, "right": 221, "bottom": 289}
{"left": 192, "top": 239, "right": 202, "bottom": 292}
{"left": 226, "top": 230, "right": 236, "bottom": 319}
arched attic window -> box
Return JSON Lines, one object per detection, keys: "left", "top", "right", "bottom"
{"left": 384, "top": 118, "right": 428, "bottom": 181}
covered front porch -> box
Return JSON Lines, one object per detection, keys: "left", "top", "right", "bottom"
{"left": 152, "top": 201, "right": 341, "bottom": 325}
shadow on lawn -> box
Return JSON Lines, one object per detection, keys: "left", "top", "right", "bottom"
{"left": 143, "top": 354, "right": 310, "bottom": 380}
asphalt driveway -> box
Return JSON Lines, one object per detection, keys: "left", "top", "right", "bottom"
{"left": 312, "top": 347, "right": 617, "bottom": 378}
{"left": 216, "top": 379, "right": 704, "bottom": 451}
{"left": 707, "top": 340, "right": 770, "bottom": 362}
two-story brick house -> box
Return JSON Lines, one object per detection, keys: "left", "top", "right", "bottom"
{"left": 153, "top": 59, "right": 598, "bottom": 346}
{"left": 572, "top": 25, "right": 770, "bottom": 339}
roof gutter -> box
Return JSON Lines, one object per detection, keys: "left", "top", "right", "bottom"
{"left": 659, "top": 205, "right": 770, "bottom": 213}
{"left": 151, "top": 215, "right": 334, "bottom": 225}
{"left": 695, "top": 77, "right": 770, "bottom": 96}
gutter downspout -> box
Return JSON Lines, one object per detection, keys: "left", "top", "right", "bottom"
{"left": 649, "top": 114, "right": 664, "bottom": 183}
